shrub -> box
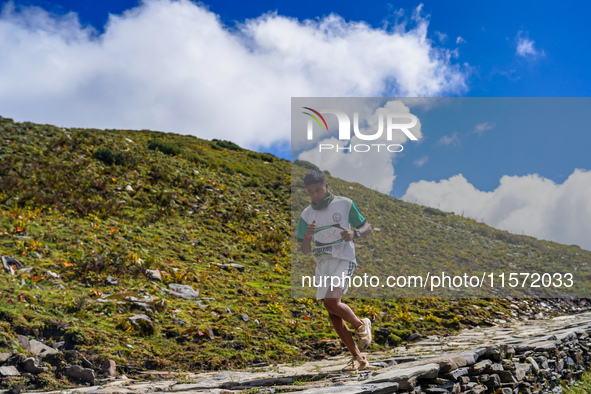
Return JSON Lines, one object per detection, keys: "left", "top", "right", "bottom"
{"left": 423, "top": 207, "right": 446, "bottom": 216}
{"left": 212, "top": 139, "right": 243, "bottom": 151}
{"left": 293, "top": 160, "right": 318, "bottom": 171}
{"left": 93, "top": 147, "right": 126, "bottom": 166}
{"left": 148, "top": 139, "right": 182, "bottom": 156}
{"left": 248, "top": 152, "right": 274, "bottom": 162}
{"left": 149, "top": 164, "right": 170, "bottom": 183}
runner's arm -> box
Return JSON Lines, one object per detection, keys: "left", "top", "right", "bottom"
{"left": 299, "top": 220, "right": 316, "bottom": 255}
{"left": 356, "top": 221, "right": 372, "bottom": 239}
{"left": 300, "top": 238, "right": 312, "bottom": 255}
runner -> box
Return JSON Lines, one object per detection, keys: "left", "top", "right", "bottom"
{"left": 296, "top": 169, "right": 373, "bottom": 372}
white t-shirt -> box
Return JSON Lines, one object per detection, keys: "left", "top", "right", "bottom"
{"left": 297, "top": 196, "right": 367, "bottom": 265}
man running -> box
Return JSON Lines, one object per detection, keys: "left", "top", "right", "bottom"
{"left": 297, "top": 170, "right": 373, "bottom": 372}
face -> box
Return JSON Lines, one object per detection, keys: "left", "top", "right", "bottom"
{"left": 305, "top": 182, "right": 328, "bottom": 204}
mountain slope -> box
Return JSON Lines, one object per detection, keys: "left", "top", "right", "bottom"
{"left": 0, "top": 116, "right": 588, "bottom": 390}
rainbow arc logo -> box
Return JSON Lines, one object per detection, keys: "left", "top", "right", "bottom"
{"left": 302, "top": 107, "right": 328, "bottom": 132}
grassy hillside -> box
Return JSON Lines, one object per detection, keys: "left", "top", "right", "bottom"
{"left": 291, "top": 165, "right": 590, "bottom": 299}
{"left": 0, "top": 116, "right": 589, "bottom": 390}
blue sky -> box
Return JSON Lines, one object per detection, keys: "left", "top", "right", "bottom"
{"left": 2, "top": 0, "right": 589, "bottom": 131}
{"left": 1, "top": 0, "right": 590, "bottom": 249}
{"left": 5, "top": 0, "right": 590, "bottom": 98}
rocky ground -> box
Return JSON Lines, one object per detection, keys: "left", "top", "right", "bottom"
{"left": 3, "top": 299, "right": 590, "bottom": 394}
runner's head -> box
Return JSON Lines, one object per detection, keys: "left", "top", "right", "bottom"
{"left": 304, "top": 170, "right": 329, "bottom": 204}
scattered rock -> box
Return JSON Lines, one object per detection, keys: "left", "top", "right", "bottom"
{"left": 168, "top": 283, "right": 200, "bottom": 300}
{"left": 0, "top": 366, "right": 20, "bottom": 377}
{"left": 369, "top": 363, "right": 440, "bottom": 390}
{"left": 102, "top": 360, "right": 117, "bottom": 377}
{"left": 466, "top": 384, "right": 487, "bottom": 394}
{"left": 21, "top": 357, "right": 48, "bottom": 374}
{"left": 211, "top": 262, "right": 245, "bottom": 272}
{"left": 80, "top": 354, "right": 93, "bottom": 369}
{"left": 125, "top": 185, "right": 134, "bottom": 192}
{"left": 436, "top": 355, "right": 468, "bottom": 374}
{"left": 45, "top": 270, "right": 60, "bottom": 278}
{"left": 106, "top": 276, "right": 118, "bottom": 285}
{"left": 484, "top": 363, "right": 503, "bottom": 374}
{"left": 240, "top": 314, "right": 249, "bottom": 322}
{"left": 442, "top": 367, "right": 469, "bottom": 381}
{"left": 369, "top": 361, "right": 389, "bottom": 368}
{"left": 16, "top": 334, "right": 30, "bottom": 349}
{"left": 425, "top": 388, "right": 449, "bottom": 394}
{"left": 2, "top": 256, "right": 24, "bottom": 275}
{"left": 0, "top": 352, "right": 12, "bottom": 363}
{"left": 405, "top": 332, "right": 422, "bottom": 342}
{"left": 497, "top": 370, "right": 517, "bottom": 383}
{"left": 514, "top": 363, "right": 531, "bottom": 380}
{"left": 65, "top": 365, "right": 95, "bottom": 383}
{"left": 52, "top": 341, "right": 65, "bottom": 350}
{"left": 470, "top": 359, "right": 492, "bottom": 374}
{"left": 284, "top": 382, "right": 399, "bottom": 393}
{"left": 526, "top": 356, "right": 540, "bottom": 373}
{"left": 388, "top": 356, "right": 418, "bottom": 364}
{"left": 145, "top": 269, "right": 162, "bottom": 282}
{"left": 221, "top": 377, "right": 293, "bottom": 388}
{"left": 459, "top": 348, "right": 487, "bottom": 366}
{"left": 29, "top": 339, "right": 60, "bottom": 356}
{"left": 128, "top": 314, "right": 154, "bottom": 335}
{"left": 375, "top": 328, "right": 391, "bottom": 337}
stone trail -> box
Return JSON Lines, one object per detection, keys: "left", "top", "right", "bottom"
{"left": 14, "top": 311, "right": 591, "bottom": 394}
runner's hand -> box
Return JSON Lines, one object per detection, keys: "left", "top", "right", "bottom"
{"left": 304, "top": 220, "right": 316, "bottom": 240}
{"left": 339, "top": 225, "right": 354, "bottom": 242}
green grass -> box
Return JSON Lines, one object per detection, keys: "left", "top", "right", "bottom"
{"left": 564, "top": 372, "right": 591, "bottom": 394}
{"left": 0, "top": 115, "right": 590, "bottom": 390}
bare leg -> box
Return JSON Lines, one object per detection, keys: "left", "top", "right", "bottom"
{"left": 323, "top": 288, "right": 365, "bottom": 358}
{"left": 323, "top": 288, "right": 363, "bottom": 329}
{"left": 328, "top": 312, "right": 361, "bottom": 358}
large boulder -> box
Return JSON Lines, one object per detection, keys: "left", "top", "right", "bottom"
{"left": 369, "top": 363, "right": 440, "bottom": 391}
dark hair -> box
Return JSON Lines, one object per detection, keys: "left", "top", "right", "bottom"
{"left": 303, "top": 170, "right": 327, "bottom": 186}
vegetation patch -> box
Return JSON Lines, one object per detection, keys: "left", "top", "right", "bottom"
{"left": 0, "top": 115, "right": 589, "bottom": 391}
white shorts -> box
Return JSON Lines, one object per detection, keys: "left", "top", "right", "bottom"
{"left": 314, "top": 257, "right": 356, "bottom": 300}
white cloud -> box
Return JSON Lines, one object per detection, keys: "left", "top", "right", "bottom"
{"left": 0, "top": 0, "right": 467, "bottom": 149}
{"left": 474, "top": 122, "right": 494, "bottom": 135}
{"left": 456, "top": 36, "right": 466, "bottom": 44}
{"left": 414, "top": 156, "right": 428, "bottom": 167}
{"left": 437, "top": 131, "right": 460, "bottom": 146}
{"left": 516, "top": 31, "right": 544, "bottom": 58}
{"left": 402, "top": 170, "right": 591, "bottom": 251}
{"left": 435, "top": 31, "right": 447, "bottom": 43}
